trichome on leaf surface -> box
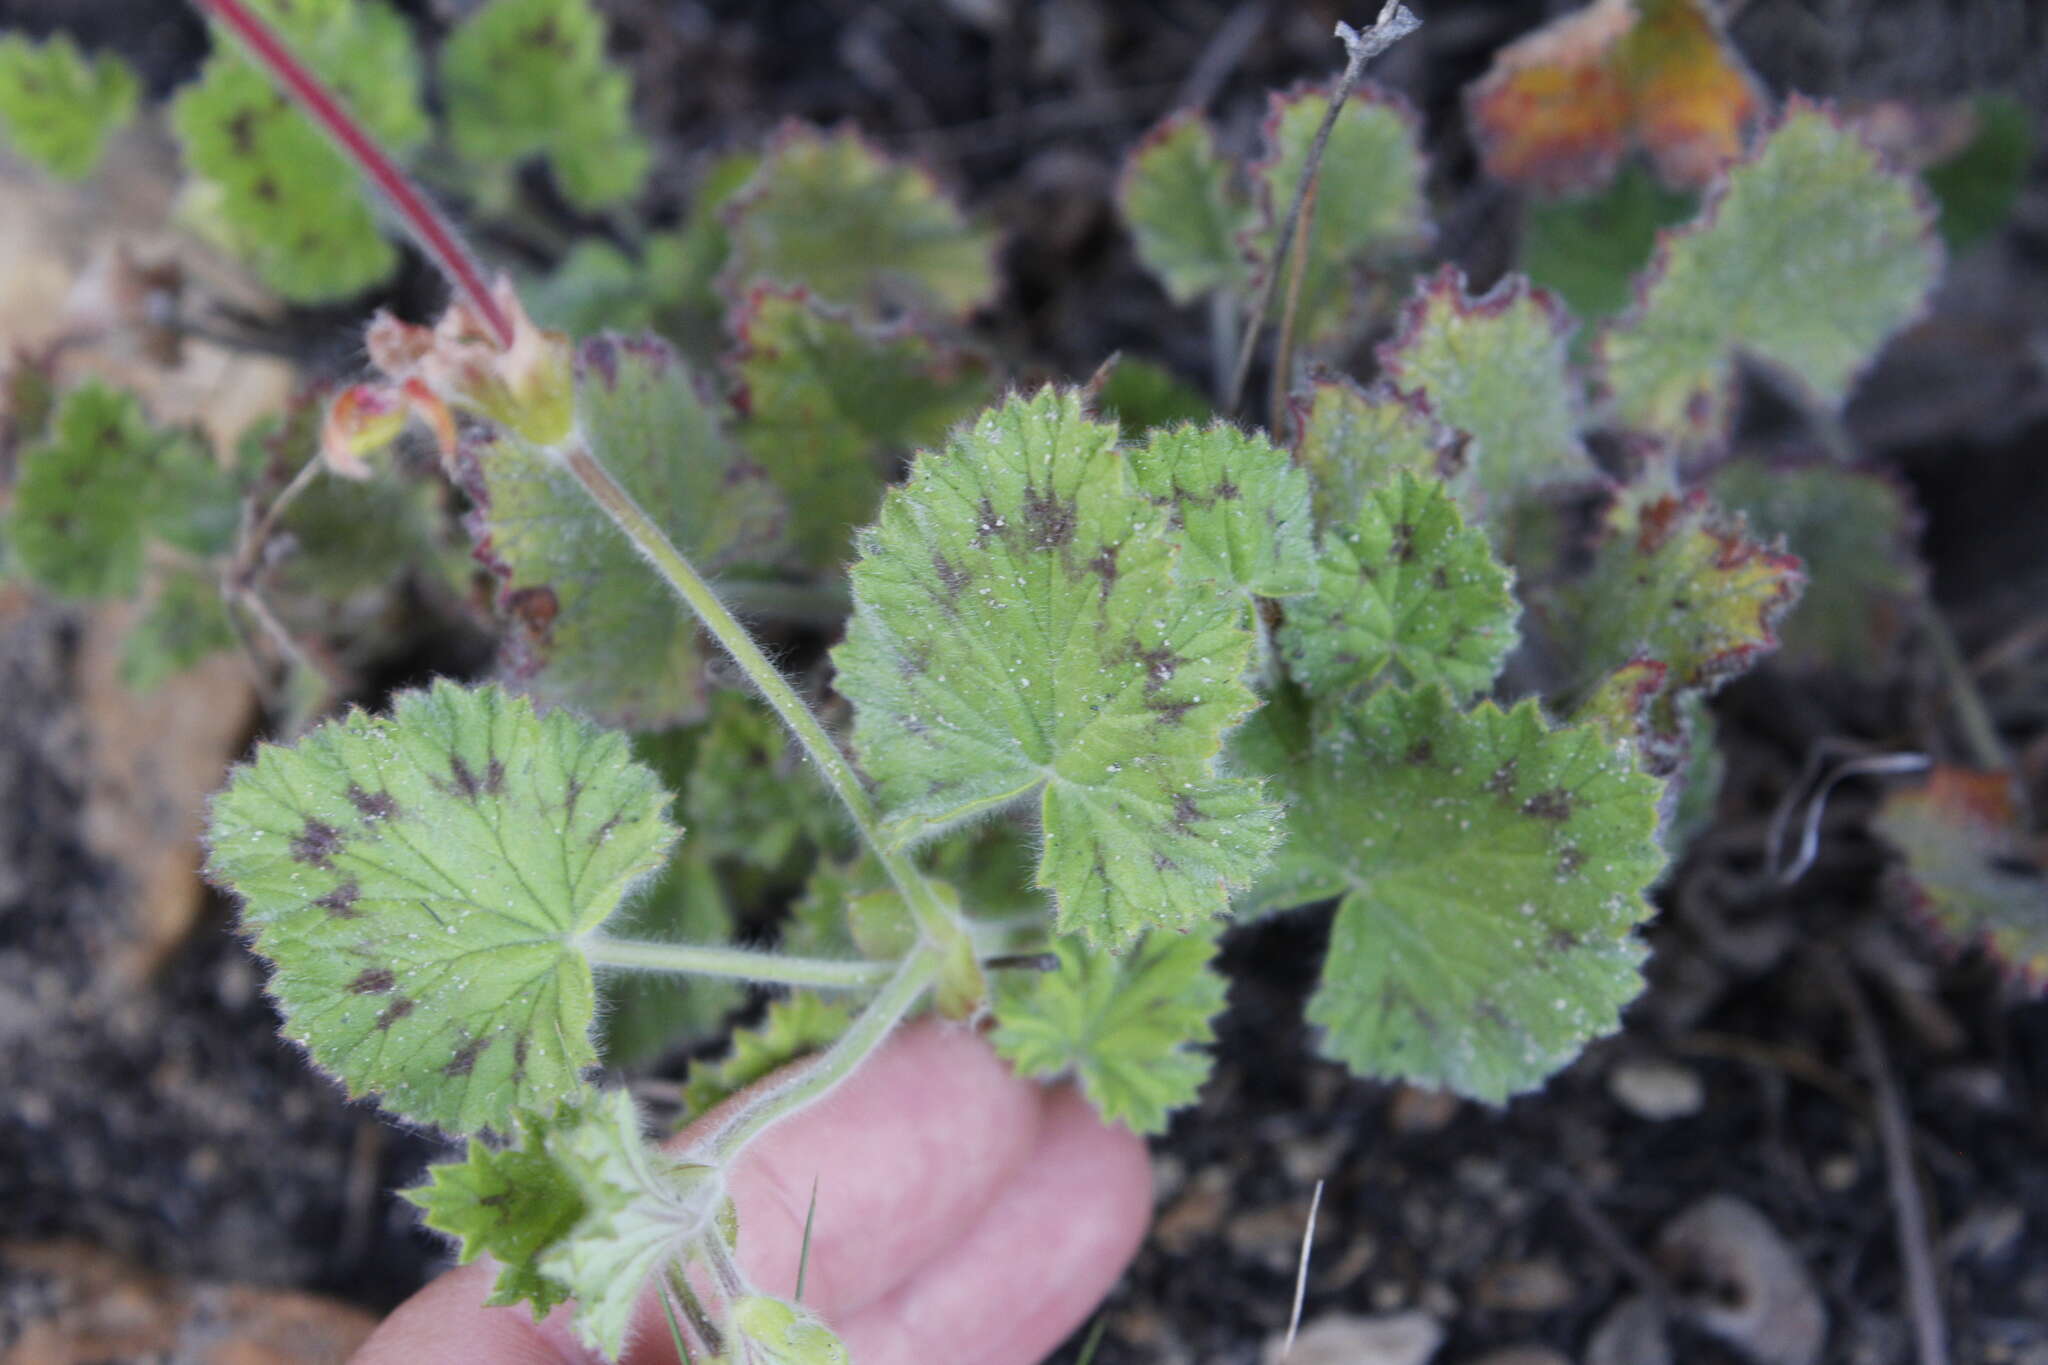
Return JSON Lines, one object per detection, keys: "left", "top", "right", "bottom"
{"left": 1, "top": 0, "right": 2035, "bottom": 1358}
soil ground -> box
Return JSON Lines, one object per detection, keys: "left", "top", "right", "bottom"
{"left": 3, "top": 2, "right": 2047, "bottom": 1363}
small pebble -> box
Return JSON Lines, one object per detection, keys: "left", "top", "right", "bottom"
{"left": 1607, "top": 1057, "right": 1704, "bottom": 1120}
{"left": 1264, "top": 1311, "right": 1444, "bottom": 1365}
{"left": 1475, "top": 1259, "right": 1575, "bottom": 1314}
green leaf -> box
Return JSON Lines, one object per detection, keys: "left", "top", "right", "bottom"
{"left": 204, "top": 680, "right": 677, "bottom": 1133}
{"left": 462, "top": 333, "right": 785, "bottom": 729}
{"left": 1876, "top": 767, "right": 2048, "bottom": 987}
{"left": 7, "top": 382, "right": 233, "bottom": 600}
{"left": 173, "top": 0, "right": 428, "bottom": 302}
{"left": 1925, "top": 94, "right": 2034, "bottom": 252}
{"left": 1708, "top": 458, "right": 1923, "bottom": 673}
{"left": 537, "top": 1089, "right": 725, "bottom": 1357}
{"left": 731, "top": 289, "right": 993, "bottom": 569}
{"left": 1521, "top": 163, "right": 1696, "bottom": 331}
{"left": 526, "top": 239, "right": 659, "bottom": 336}
{"left": 1240, "top": 686, "right": 1666, "bottom": 1101}
{"left": 121, "top": 567, "right": 238, "bottom": 692}
{"left": 1279, "top": 472, "right": 1518, "bottom": 702}
{"left": 1599, "top": 99, "right": 1944, "bottom": 445}
{"left": 406, "top": 1107, "right": 586, "bottom": 1319}
{"left": 1291, "top": 374, "right": 1458, "bottom": 528}
{"left": 1087, "top": 355, "right": 1212, "bottom": 440}
{"left": 647, "top": 151, "right": 764, "bottom": 357}
{"left": 1124, "top": 421, "right": 1316, "bottom": 597}
{"left": 684, "top": 691, "right": 848, "bottom": 871}
{"left": 723, "top": 124, "right": 997, "bottom": 321}
{"left": 1377, "top": 267, "right": 1597, "bottom": 511}
{"left": 0, "top": 32, "right": 137, "bottom": 180}
{"left": 1119, "top": 111, "right": 1249, "bottom": 305}
{"left": 680, "top": 992, "right": 852, "bottom": 1119}
{"left": 441, "top": 0, "right": 649, "bottom": 212}
{"left": 834, "top": 389, "right": 1278, "bottom": 946}
{"left": 1246, "top": 82, "right": 1431, "bottom": 346}
{"left": 1559, "top": 488, "right": 1802, "bottom": 768}
{"left": 992, "top": 923, "right": 1227, "bottom": 1135}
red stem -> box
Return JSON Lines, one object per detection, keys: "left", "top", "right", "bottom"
{"left": 192, "top": 0, "right": 513, "bottom": 351}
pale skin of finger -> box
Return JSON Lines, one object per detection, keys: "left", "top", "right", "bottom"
{"left": 353, "top": 1018, "right": 1150, "bottom": 1364}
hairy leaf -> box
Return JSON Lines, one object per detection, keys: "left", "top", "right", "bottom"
{"left": 121, "top": 567, "right": 238, "bottom": 692}
{"left": 205, "top": 680, "right": 677, "bottom": 1133}
{"left": 407, "top": 1107, "right": 586, "bottom": 1318}
{"left": 834, "top": 388, "right": 1278, "bottom": 946}
{"left": 1466, "top": 0, "right": 1760, "bottom": 195}
{"left": 0, "top": 32, "right": 137, "bottom": 180}
{"left": 722, "top": 123, "right": 997, "bottom": 321}
{"left": 441, "top": 0, "right": 648, "bottom": 212}
{"left": 1245, "top": 82, "right": 1431, "bottom": 346}
{"left": 1599, "top": 100, "right": 1944, "bottom": 445}
{"left": 1709, "top": 458, "right": 1923, "bottom": 673}
{"left": 1378, "top": 267, "right": 1596, "bottom": 511}
{"left": 462, "top": 333, "right": 785, "bottom": 729}
{"left": 1280, "top": 472, "right": 1518, "bottom": 701}
{"left": 1924, "top": 94, "right": 2035, "bottom": 252}
{"left": 1087, "top": 355, "right": 1212, "bottom": 440}
{"left": 1291, "top": 375, "right": 1459, "bottom": 528}
{"left": 537, "top": 1090, "right": 724, "bottom": 1357}
{"left": 1876, "top": 767, "right": 2048, "bottom": 988}
{"left": 1240, "top": 686, "right": 1665, "bottom": 1100}
{"left": 992, "top": 923, "right": 1227, "bottom": 1134}
{"left": 1124, "top": 421, "right": 1316, "bottom": 597}
{"left": 731, "top": 288, "right": 992, "bottom": 568}
{"left": 174, "top": 0, "right": 427, "bottom": 301}
{"left": 1520, "top": 162, "right": 1695, "bottom": 329}
{"left": 8, "top": 383, "right": 233, "bottom": 600}
{"left": 1119, "top": 111, "right": 1249, "bottom": 305}
{"left": 1560, "top": 489, "right": 1801, "bottom": 769}
{"left": 680, "top": 992, "right": 852, "bottom": 1119}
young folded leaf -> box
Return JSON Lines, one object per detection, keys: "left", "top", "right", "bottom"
{"left": 731, "top": 288, "right": 993, "bottom": 568}
{"left": 440, "top": 0, "right": 650, "bottom": 212}
{"left": 407, "top": 1106, "right": 587, "bottom": 1318}
{"left": 992, "top": 923, "right": 1228, "bottom": 1135}
{"left": 1598, "top": 99, "right": 1943, "bottom": 446}
{"left": 1124, "top": 421, "right": 1317, "bottom": 598}
{"left": 462, "top": 334, "right": 785, "bottom": 730}
{"left": 1279, "top": 472, "right": 1519, "bottom": 702}
{"left": 8, "top": 383, "right": 235, "bottom": 600}
{"left": 0, "top": 32, "right": 138, "bottom": 180}
{"left": 1245, "top": 82, "right": 1432, "bottom": 346}
{"left": 174, "top": 0, "right": 428, "bottom": 301}
{"left": 1238, "top": 686, "right": 1665, "bottom": 1101}
{"left": 834, "top": 388, "right": 1279, "bottom": 947}
{"left": 205, "top": 681, "right": 677, "bottom": 1133}
{"left": 1875, "top": 767, "right": 2048, "bottom": 988}
{"left": 1377, "top": 268, "right": 1597, "bottom": 512}
{"left": 1291, "top": 375, "right": 1461, "bottom": 527}
{"left": 1119, "top": 111, "right": 1251, "bottom": 306}
{"left": 722, "top": 123, "right": 998, "bottom": 321}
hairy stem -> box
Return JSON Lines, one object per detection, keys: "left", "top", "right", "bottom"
{"left": 695, "top": 950, "right": 938, "bottom": 1165}
{"left": 189, "top": 0, "right": 513, "bottom": 350}
{"left": 558, "top": 443, "right": 976, "bottom": 966}
{"left": 1225, "top": 1, "right": 1421, "bottom": 415}
{"left": 583, "top": 937, "right": 893, "bottom": 990}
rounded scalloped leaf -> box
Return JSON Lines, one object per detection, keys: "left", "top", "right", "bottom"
{"left": 833, "top": 387, "right": 1279, "bottom": 947}
{"left": 173, "top": 0, "right": 427, "bottom": 302}
{"left": 1118, "top": 110, "right": 1250, "bottom": 306}
{"left": 991, "top": 922, "right": 1227, "bottom": 1135}
{"left": 1875, "top": 767, "right": 2048, "bottom": 988}
{"left": 0, "top": 32, "right": 138, "bottom": 180}
{"left": 205, "top": 680, "right": 678, "bottom": 1134}
{"left": 1597, "top": 98, "right": 1944, "bottom": 446}
{"left": 1290, "top": 374, "right": 1462, "bottom": 528}
{"left": 1243, "top": 80, "right": 1432, "bottom": 346}
{"left": 1376, "top": 266, "right": 1597, "bottom": 512}
{"left": 1123, "top": 420, "right": 1317, "bottom": 597}
{"left": 1520, "top": 162, "right": 1697, "bottom": 330}
{"left": 461, "top": 333, "right": 786, "bottom": 730}
{"left": 721, "top": 122, "right": 998, "bottom": 321}
{"left": 1241, "top": 686, "right": 1666, "bottom": 1101}
{"left": 440, "top": 0, "right": 649, "bottom": 212}
{"left": 1280, "top": 471, "right": 1519, "bottom": 702}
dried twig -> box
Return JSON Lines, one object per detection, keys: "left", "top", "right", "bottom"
{"left": 1225, "top": 3, "right": 1422, "bottom": 415}
{"left": 1281, "top": 1179, "right": 1325, "bottom": 1359}
{"left": 1821, "top": 950, "right": 1951, "bottom": 1365}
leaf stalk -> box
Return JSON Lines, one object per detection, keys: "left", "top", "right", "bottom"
{"left": 582, "top": 937, "right": 895, "bottom": 990}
